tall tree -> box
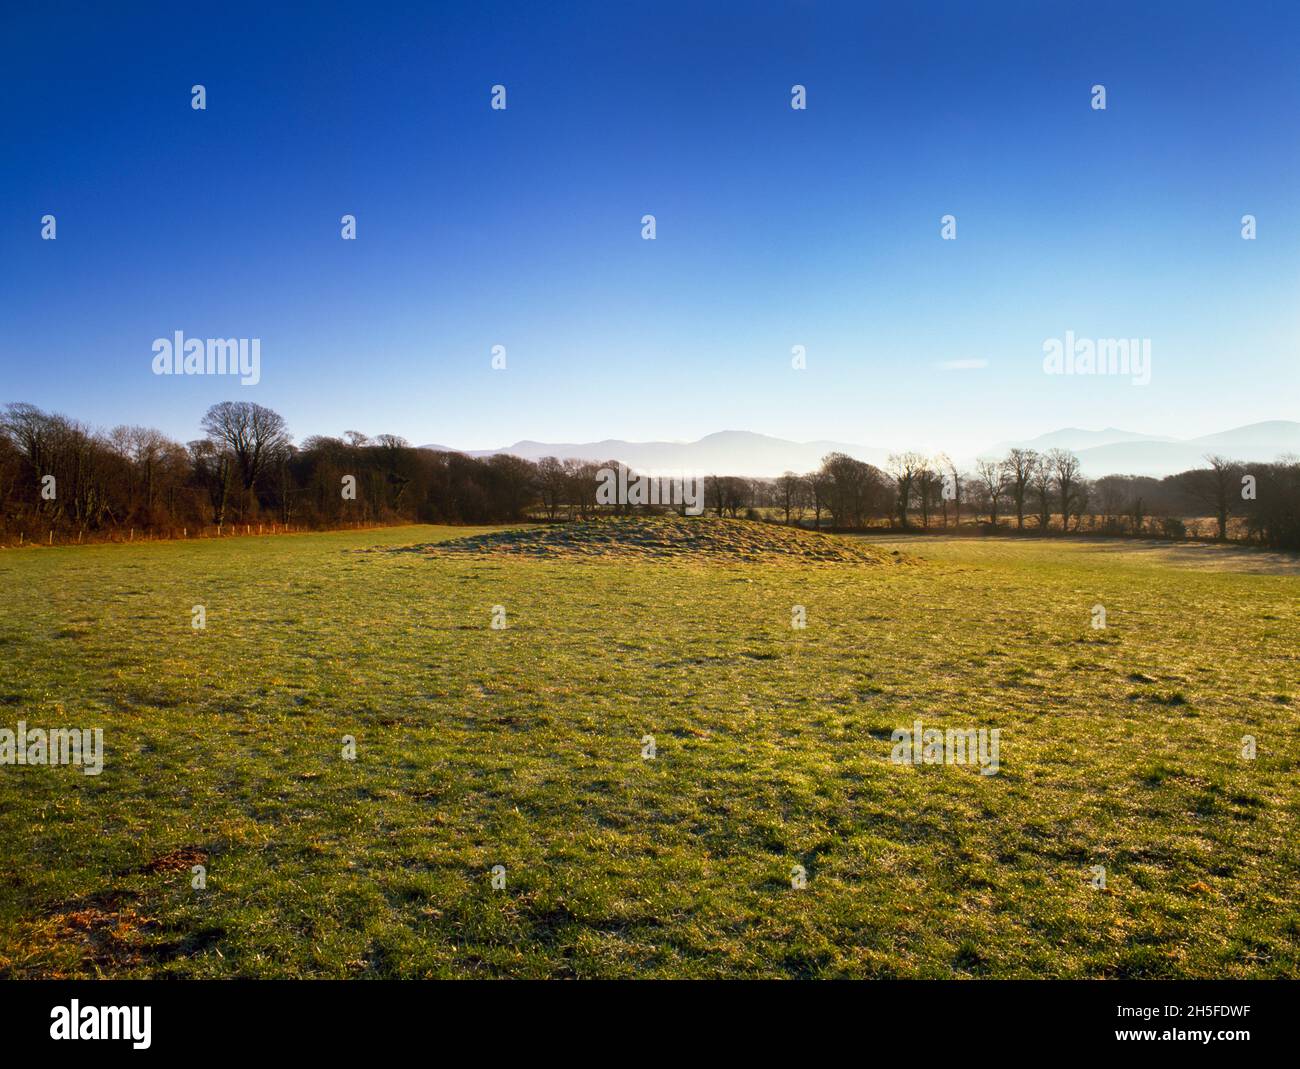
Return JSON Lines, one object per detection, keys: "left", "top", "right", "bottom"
{"left": 975, "top": 458, "right": 1007, "bottom": 526}
{"left": 933, "top": 453, "right": 962, "bottom": 528}
{"left": 1177, "top": 454, "right": 1240, "bottom": 540}
{"left": 1031, "top": 455, "right": 1054, "bottom": 530}
{"left": 886, "top": 452, "right": 926, "bottom": 529}
{"left": 200, "top": 402, "right": 291, "bottom": 512}
{"left": 1048, "top": 449, "right": 1082, "bottom": 532}
{"left": 1002, "top": 448, "right": 1037, "bottom": 529}
{"left": 776, "top": 471, "right": 803, "bottom": 525}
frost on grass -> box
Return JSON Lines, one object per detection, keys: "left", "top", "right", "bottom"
{"left": 403, "top": 515, "right": 906, "bottom": 564}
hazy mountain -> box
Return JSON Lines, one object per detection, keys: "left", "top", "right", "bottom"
{"left": 421, "top": 430, "right": 891, "bottom": 478}
{"left": 1071, "top": 421, "right": 1300, "bottom": 476}
{"left": 986, "top": 421, "right": 1300, "bottom": 476}
{"left": 1189, "top": 420, "right": 1300, "bottom": 451}
{"left": 990, "top": 427, "right": 1176, "bottom": 454}
{"left": 422, "top": 422, "right": 1300, "bottom": 479}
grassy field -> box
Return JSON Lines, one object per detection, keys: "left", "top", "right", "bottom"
{"left": 1, "top": 521, "right": 1296, "bottom": 978}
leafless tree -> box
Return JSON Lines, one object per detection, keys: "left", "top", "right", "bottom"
{"left": 776, "top": 471, "right": 802, "bottom": 524}
{"left": 803, "top": 470, "right": 830, "bottom": 530}
{"left": 1071, "top": 478, "right": 1092, "bottom": 531}
{"left": 886, "top": 452, "right": 926, "bottom": 528}
{"left": 916, "top": 459, "right": 940, "bottom": 529}
{"left": 569, "top": 460, "right": 602, "bottom": 518}
{"left": 931, "top": 453, "right": 961, "bottom": 527}
{"left": 1031, "top": 454, "right": 1054, "bottom": 530}
{"left": 1094, "top": 474, "right": 1128, "bottom": 530}
{"left": 975, "top": 458, "right": 1007, "bottom": 526}
{"left": 819, "top": 453, "right": 886, "bottom": 529}
{"left": 535, "top": 457, "right": 566, "bottom": 520}
{"left": 1048, "top": 448, "right": 1082, "bottom": 532}
{"left": 200, "top": 402, "right": 292, "bottom": 500}
{"left": 1177, "top": 454, "right": 1241, "bottom": 540}
{"left": 187, "top": 439, "right": 233, "bottom": 524}
{"left": 1002, "top": 447, "right": 1037, "bottom": 529}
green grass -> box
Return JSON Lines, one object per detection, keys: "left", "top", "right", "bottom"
{"left": 0, "top": 523, "right": 1296, "bottom": 977}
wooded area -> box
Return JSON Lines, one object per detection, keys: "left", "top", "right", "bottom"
{"left": 3, "top": 401, "right": 1296, "bottom": 549}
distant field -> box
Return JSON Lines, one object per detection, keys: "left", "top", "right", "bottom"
{"left": 1, "top": 523, "right": 1296, "bottom": 978}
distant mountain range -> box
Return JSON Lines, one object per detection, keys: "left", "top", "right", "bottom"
{"left": 993, "top": 422, "right": 1300, "bottom": 476}
{"left": 421, "top": 431, "right": 892, "bottom": 477}
{"left": 422, "top": 421, "right": 1300, "bottom": 479}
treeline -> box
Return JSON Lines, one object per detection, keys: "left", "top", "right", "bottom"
{"left": 730, "top": 448, "right": 1300, "bottom": 550}
{"left": 0, "top": 401, "right": 548, "bottom": 535}
{"left": 2, "top": 401, "right": 1297, "bottom": 551}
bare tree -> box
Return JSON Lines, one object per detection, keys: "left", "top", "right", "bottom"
{"left": 108, "top": 425, "right": 171, "bottom": 521}
{"left": 975, "top": 458, "right": 1007, "bottom": 526}
{"left": 486, "top": 453, "right": 538, "bottom": 519}
{"left": 804, "top": 470, "right": 830, "bottom": 530}
{"left": 535, "top": 457, "right": 566, "bottom": 520}
{"left": 932, "top": 453, "right": 962, "bottom": 527}
{"left": 1048, "top": 448, "right": 1082, "bottom": 532}
{"left": 1071, "top": 478, "right": 1092, "bottom": 531}
{"left": 886, "top": 452, "right": 926, "bottom": 529}
{"left": 776, "top": 471, "right": 802, "bottom": 525}
{"left": 722, "top": 476, "right": 746, "bottom": 517}
{"left": 916, "top": 460, "right": 940, "bottom": 529}
{"left": 1240, "top": 457, "right": 1300, "bottom": 550}
{"left": 200, "top": 402, "right": 292, "bottom": 515}
{"left": 1177, "top": 454, "right": 1240, "bottom": 540}
{"left": 706, "top": 475, "right": 746, "bottom": 518}
{"left": 569, "top": 460, "right": 602, "bottom": 518}
{"left": 0, "top": 403, "right": 55, "bottom": 477}
{"left": 188, "top": 439, "right": 233, "bottom": 525}
{"left": 819, "top": 453, "right": 886, "bottom": 529}
{"left": 1031, "top": 454, "right": 1054, "bottom": 530}
{"left": 1002, "top": 448, "right": 1037, "bottom": 529}
{"left": 1130, "top": 493, "right": 1146, "bottom": 534}
{"left": 1093, "top": 474, "right": 1127, "bottom": 529}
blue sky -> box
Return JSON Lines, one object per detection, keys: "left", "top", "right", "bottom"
{"left": 1, "top": 0, "right": 1297, "bottom": 455}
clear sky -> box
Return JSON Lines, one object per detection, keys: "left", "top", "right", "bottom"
{"left": 2, "top": 0, "right": 1297, "bottom": 456}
